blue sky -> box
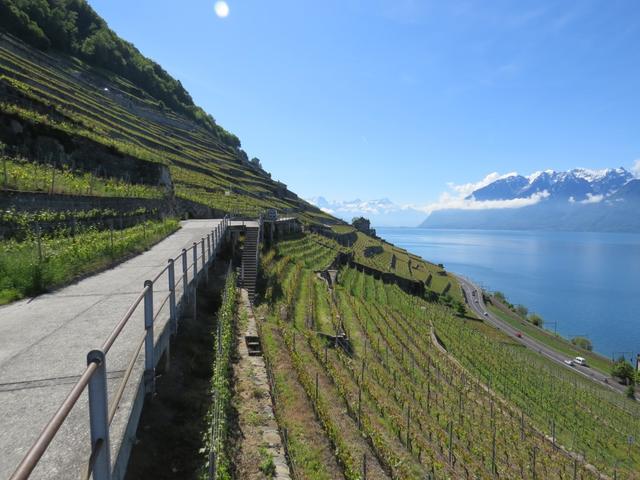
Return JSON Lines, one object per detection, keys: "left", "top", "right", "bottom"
{"left": 88, "top": 0, "right": 640, "bottom": 207}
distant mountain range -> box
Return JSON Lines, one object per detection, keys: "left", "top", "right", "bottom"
{"left": 421, "top": 168, "right": 640, "bottom": 232}
{"left": 307, "top": 197, "right": 426, "bottom": 227}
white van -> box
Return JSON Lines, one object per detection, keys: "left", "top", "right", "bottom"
{"left": 574, "top": 356, "right": 587, "bottom": 366}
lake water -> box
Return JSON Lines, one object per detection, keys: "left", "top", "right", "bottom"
{"left": 376, "top": 227, "right": 640, "bottom": 359}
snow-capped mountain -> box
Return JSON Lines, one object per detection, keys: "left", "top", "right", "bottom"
{"left": 468, "top": 168, "right": 633, "bottom": 202}
{"left": 421, "top": 167, "right": 640, "bottom": 232}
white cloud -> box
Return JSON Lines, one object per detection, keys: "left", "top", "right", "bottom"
{"left": 579, "top": 193, "right": 604, "bottom": 204}
{"left": 415, "top": 190, "right": 550, "bottom": 214}
{"left": 320, "top": 207, "right": 334, "bottom": 214}
{"left": 410, "top": 171, "right": 550, "bottom": 215}
{"left": 446, "top": 171, "right": 518, "bottom": 199}
{"left": 632, "top": 159, "right": 640, "bottom": 178}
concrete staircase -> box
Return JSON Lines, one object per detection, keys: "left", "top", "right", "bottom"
{"left": 242, "top": 226, "right": 260, "bottom": 303}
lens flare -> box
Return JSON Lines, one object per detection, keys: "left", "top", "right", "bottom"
{"left": 214, "top": 1, "right": 229, "bottom": 18}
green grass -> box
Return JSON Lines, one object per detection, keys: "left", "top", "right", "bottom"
{"left": 260, "top": 322, "right": 340, "bottom": 480}
{"left": 486, "top": 301, "right": 613, "bottom": 375}
{"left": 0, "top": 218, "right": 179, "bottom": 304}
{"left": 330, "top": 225, "right": 356, "bottom": 234}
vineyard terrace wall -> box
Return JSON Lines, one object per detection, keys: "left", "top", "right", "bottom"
{"left": 0, "top": 111, "right": 172, "bottom": 188}
{"left": 317, "top": 247, "right": 426, "bottom": 297}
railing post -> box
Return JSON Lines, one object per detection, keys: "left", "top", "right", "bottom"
{"left": 207, "top": 233, "right": 211, "bottom": 264}
{"left": 87, "top": 349, "right": 111, "bottom": 480}
{"left": 143, "top": 280, "right": 155, "bottom": 394}
{"left": 192, "top": 242, "right": 198, "bottom": 282}
{"left": 192, "top": 242, "right": 198, "bottom": 321}
{"left": 201, "top": 237, "right": 205, "bottom": 272}
{"left": 168, "top": 259, "right": 177, "bottom": 334}
{"left": 203, "top": 237, "right": 209, "bottom": 285}
{"left": 181, "top": 248, "right": 188, "bottom": 302}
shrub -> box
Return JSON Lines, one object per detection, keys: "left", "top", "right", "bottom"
{"left": 528, "top": 313, "right": 543, "bottom": 327}
{"left": 515, "top": 304, "right": 529, "bottom": 317}
{"left": 611, "top": 357, "right": 636, "bottom": 385}
{"left": 571, "top": 336, "right": 593, "bottom": 351}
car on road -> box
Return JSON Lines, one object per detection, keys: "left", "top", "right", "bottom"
{"left": 483, "top": 312, "right": 489, "bottom": 317}
{"left": 515, "top": 332, "right": 522, "bottom": 338}
{"left": 574, "top": 356, "right": 587, "bottom": 366}
{"left": 564, "top": 359, "right": 575, "bottom": 367}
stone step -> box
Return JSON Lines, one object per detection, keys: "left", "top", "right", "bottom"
{"left": 245, "top": 335, "right": 262, "bottom": 356}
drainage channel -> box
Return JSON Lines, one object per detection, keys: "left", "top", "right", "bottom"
{"left": 124, "top": 259, "right": 230, "bottom": 480}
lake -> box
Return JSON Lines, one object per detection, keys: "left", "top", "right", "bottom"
{"left": 376, "top": 227, "right": 640, "bottom": 359}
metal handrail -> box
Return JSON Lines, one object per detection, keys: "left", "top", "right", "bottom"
{"left": 151, "top": 262, "right": 171, "bottom": 284}
{"left": 10, "top": 360, "right": 100, "bottom": 480}
{"left": 108, "top": 332, "right": 147, "bottom": 425}
{"left": 101, "top": 287, "right": 148, "bottom": 354}
{"left": 10, "top": 217, "right": 232, "bottom": 480}
{"left": 153, "top": 290, "right": 172, "bottom": 323}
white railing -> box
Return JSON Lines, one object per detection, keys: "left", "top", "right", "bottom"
{"left": 9, "top": 216, "right": 231, "bottom": 480}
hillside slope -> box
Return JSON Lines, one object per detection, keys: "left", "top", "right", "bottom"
{"left": 0, "top": 22, "right": 331, "bottom": 221}
{"left": 255, "top": 233, "right": 640, "bottom": 479}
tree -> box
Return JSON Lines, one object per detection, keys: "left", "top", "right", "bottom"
{"left": 626, "top": 383, "right": 636, "bottom": 400}
{"left": 515, "top": 304, "right": 529, "bottom": 318}
{"left": 528, "top": 313, "right": 543, "bottom": 327}
{"left": 455, "top": 301, "right": 466, "bottom": 317}
{"left": 571, "top": 336, "right": 593, "bottom": 351}
{"left": 493, "top": 291, "right": 507, "bottom": 303}
{"left": 611, "top": 357, "right": 636, "bottom": 385}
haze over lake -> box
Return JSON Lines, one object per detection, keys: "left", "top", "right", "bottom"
{"left": 377, "top": 227, "right": 640, "bottom": 359}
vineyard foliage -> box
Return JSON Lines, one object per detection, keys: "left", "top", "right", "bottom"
{"left": 0, "top": 218, "right": 178, "bottom": 303}
{"left": 0, "top": 154, "right": 165, "bottom": 199}
{"left": 201, "top": 270, "right": 237, "bottom": 480}
{"left": 256, "top": 233, "right": 640, "bottom": 480}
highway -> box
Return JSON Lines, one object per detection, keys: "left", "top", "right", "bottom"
{"left": 455, "top": 275, "right": 632, "bottom": 397}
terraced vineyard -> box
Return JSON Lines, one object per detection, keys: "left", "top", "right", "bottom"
{"left": 0, "top": 154, "right": 164, "bottom": 198}
{"left": 0, "top": 217, "right": 178, "bottom": 303}
{"left": 256, "top": 233, "right": 640, "bottom": 479}
{"left": 0, "top": 27, "right": 334, "bottom": 304}
{"left": 347, "top": 230, "right": 463, "bottom": 303}
{"left": 0, "top": 31, "right": 332, "bottom": 224}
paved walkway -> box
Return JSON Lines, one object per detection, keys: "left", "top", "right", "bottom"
{"left": 0, "top": 219, "right": 223, "bottom": 479}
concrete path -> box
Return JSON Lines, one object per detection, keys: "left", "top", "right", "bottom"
{"left": 0, "top": 219, "right": 223, "bottom": 479}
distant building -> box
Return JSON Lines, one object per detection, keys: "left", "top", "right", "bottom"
{"left": 352, "top": 216, "right": 377, "bottom": 237}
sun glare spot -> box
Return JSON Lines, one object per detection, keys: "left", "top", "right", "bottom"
{"left": 214, "top": 1, "right": 230, "bottom": 18}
